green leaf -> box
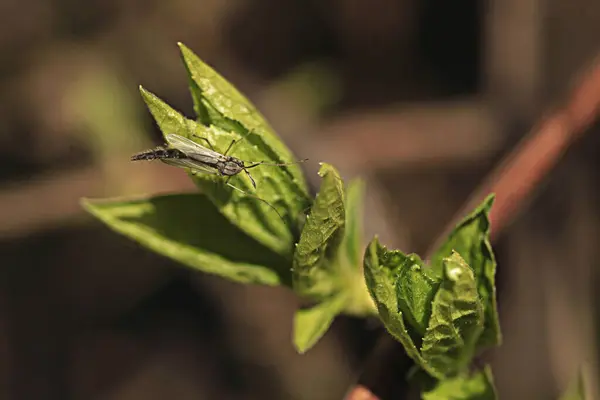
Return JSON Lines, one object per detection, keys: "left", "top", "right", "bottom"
{"left": 396, "top": 255, "right": 440, "bottom": 336}
{"left": 292, "top": 163, "right": 346, "bottom": 299}
{"left": 559, "top": 367, "right": 587, "bottom": 400}
{"left": 431, "top": 194, "right": 500, "bottom": 349}
{"left": 363, "top": 237, "right": 443, "bottom": 379}
{"left": 177, "top": 42, "right": 309, "bottom": 198}
{"left": 420, "top": 251, "right": 484, "bottom": 377}
{"left": 334, "top": 178, "right": 377, "bottom": 316}
{"left": 422, "top": 365, "right": 497, "bottom": 400}
{"left": 340, "top": 179, "right": 365, "bottom": 270}
{"left": 291, "top": 174, "right": 375, "bottom": 353}
{"left": 293, "top": 294, "right": 347, "bottom": 354}
{"left": 82, "top": 193, "right": 288, "bottom": 285}
{"left": 139, "top": 87, "right": 310, "bottom": 258}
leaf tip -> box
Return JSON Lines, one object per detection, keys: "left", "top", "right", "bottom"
{"left": 316, "top": 162, "right": 337, "bottom": 178}
{"left": 483, "top": 193, "right": 496, "bottom": 210}
{"left": 292, "top": 314, "right": 310, "bottom": 355}
{"left": 177, "top": 41, "right": 191, "bottom": 53}
{"left": 177, "top": 42, "right": 192, "bottom": 61}
{"left": 369, "top": 234, "right": 381, "bottom": 246}
{"left": 292, "top": 300, "right": 343, "bottom": 355}
{"left": 293, "top": 341, "right": 308, "bottom": 355}
{"left": 80, "top": 197, "right": 94, "bottom": 212}
{"left": 177, "top": 42, "right": 200, "bottom": 72}
{"left": 138, "top": 85, "right": 155, "bottom": 103}
{"left": 317, "top": 162, "right": 324, "bottom": 174}
{"left": 80, "top": 197, "right": 104, "bottom": 221}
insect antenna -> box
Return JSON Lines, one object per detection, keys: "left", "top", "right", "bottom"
{"left": 241, "top": 158, "right": 307, "bottom": 190}
{"left": 244, "top": 158, "right": 309, "bottom": 169}
{"left": 226, "top": 182, "right": 286, "bottom": 224}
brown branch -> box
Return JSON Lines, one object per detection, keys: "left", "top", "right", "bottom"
{"left": 314, "top": 99, "right": 503, "bottom": 172}
{"left": 0, "top": 163, "right": 194, "bottom": 240}
{"left": 344, "top": 54, "right": 600, "bottom": 400}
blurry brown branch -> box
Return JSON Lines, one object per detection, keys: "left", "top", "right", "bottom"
{"left": 314, "top": 99, "right": 503, "bottom": 172}
{"left": 344, "top": 54, "right": 600, "bottom": 400}
{"left": 432, "top": 55, "right": 600, "bottom": 250}
{"left": 0, "top": 163, "right": 194, "bottom": 240}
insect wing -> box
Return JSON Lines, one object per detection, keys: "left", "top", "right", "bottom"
{"left": 166, "top": 134, "right": 225, "bottom": 164}
{"left": 165, "top": 134, "right": 204, "bottom": 152}
{"left": 160, "top": 157, "right": 218, "bottom": 174}
{"left": 164, "top": 133, "right": 223, "bottom": 174}
{"left": 165, "top": 134, "right": 219, "bottom": 157}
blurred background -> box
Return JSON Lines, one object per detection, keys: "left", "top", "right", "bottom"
{"left": 1, "top": 0, "right": 599, "bottom": 399}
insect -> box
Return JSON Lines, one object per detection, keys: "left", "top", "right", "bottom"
{"left": 131, "top": 132, "right": 308, "bottom": 222}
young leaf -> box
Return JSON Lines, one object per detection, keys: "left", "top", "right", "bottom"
{"left": 420, "top": 252, "right": 484, "bottom": 377}
{"left": 139, "top": 87, "right": 309, "bottom": 258}
{"left": 293, "top": 294, "right": 347, "bottom": 354}
{"left": 292, "top": 175, "right": 375, "bottom": 353}
{"left": 82, "top": 194, "right": 288, "bottom": 285}
{"left": 340, "top": 179, "right": 365, "bottom": 270}
{"left": 363, "top": 237, "right": 443, "bottom": 379}
{"left": 422, "top": 365, "right": 497, "bottom": 400}
{"left": 430, "top": 194, "right": 500, "bottom": 349}
{"left": 559, "top": 367, "right": 588, "bottom": 400}
{"left": 335, "top": 178, "right": 377, "bottom": 316}
{"left": 177, "top": 42, "right": 309, "bottom": 198}
{"left": 396, "top": 256, "right": 441, "bottom": 336}
{"left": 292, "top": 163, "right": 345, "bottom": 299}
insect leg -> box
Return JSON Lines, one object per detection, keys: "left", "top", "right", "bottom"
{"left": 223, "top": 129, "right": 256, "bottom": 156}
{"left": 243, "top": 169, "right": 257, "bottom": 189}
{"left": 189, "top": 133, "right": 240, "bottom": 157}
{"left": 226, "top": 182, "right": 285, "bottom": 224}
{"left": 223, "top": 172, "right": 255, "bottom": 189}
{"left": 223, "top": 139, "right": 237, "bottom": 156}
{"left": 191, "top": 134, "right": 216, "bottom": 151}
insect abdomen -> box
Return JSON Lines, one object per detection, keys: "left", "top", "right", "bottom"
{"left": 131, "top": 148, "right": 185, "bottom": 161}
